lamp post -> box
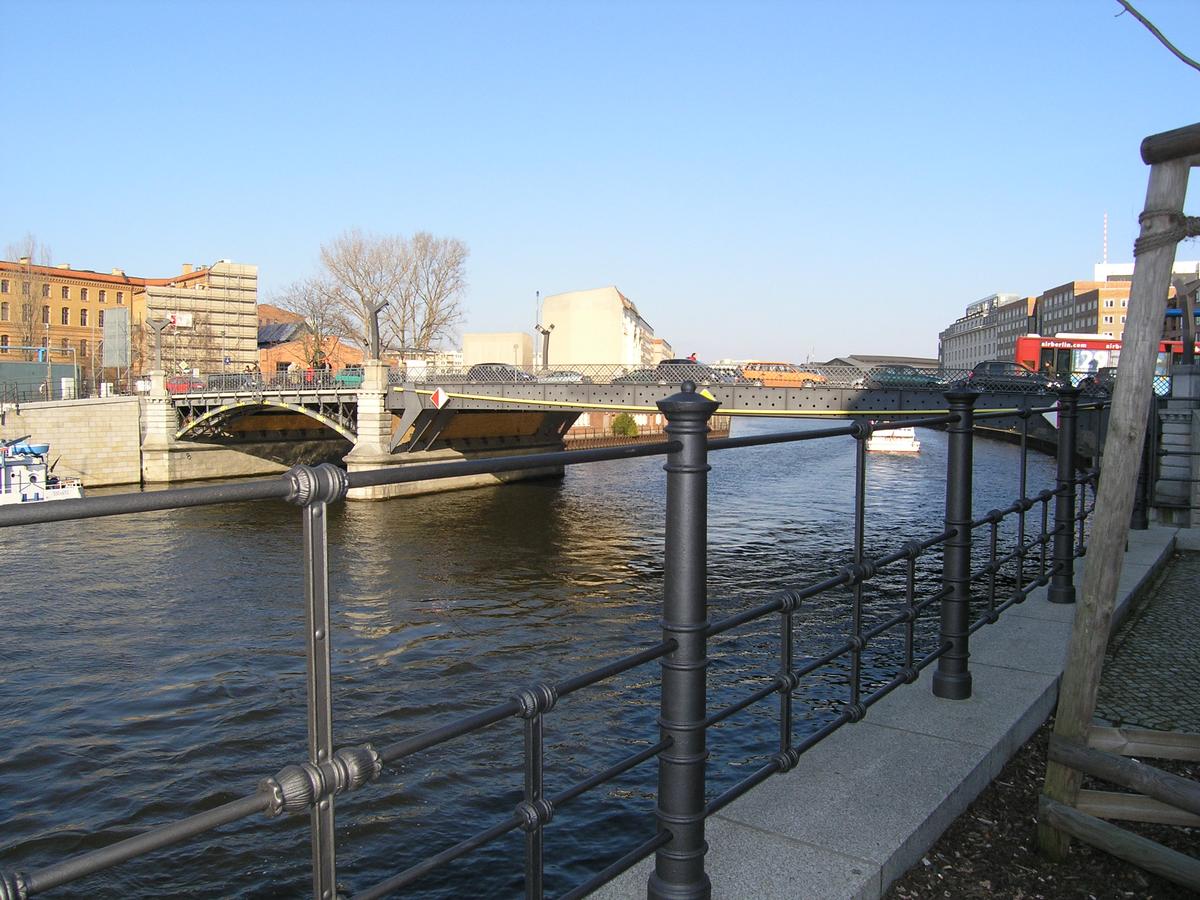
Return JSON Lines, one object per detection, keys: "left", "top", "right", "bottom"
{"left": 535, "top": 324, "right": 554, "bottom": 372}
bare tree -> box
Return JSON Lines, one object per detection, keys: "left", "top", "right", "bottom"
{"left": 4, "top": 234, "right": 53, "bottom": 361}
{"left": 397, "top": 231, "right": 468, "bottom": 352}
{"left": 317, "top": 229, "right": 468, "bottom": 359}
{"left": 276, "top": 277, "right": 355, "bottom": 369}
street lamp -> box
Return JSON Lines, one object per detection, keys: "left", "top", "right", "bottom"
{"left": 535, "top": 323, "right": 554, "bottom": 372}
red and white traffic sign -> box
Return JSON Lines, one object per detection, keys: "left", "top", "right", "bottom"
{"left": 430, "top": 387, "right": 449, "bottom": 409}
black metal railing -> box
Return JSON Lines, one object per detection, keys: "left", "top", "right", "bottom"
{"left": 0, "top": 384, "right": 1105, "bottom": 900}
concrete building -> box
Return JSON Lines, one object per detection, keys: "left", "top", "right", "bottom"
{"left": 462, "top": 332, "right": 533, "bottom": 368}
{"left": 937, "top": 293, "right": 1019, "bottom": 370}
{"left": 136, "top": 262, "right": 258, "bottom": 375}
{"left": 540, "top": 286, "right": 662, "bottom": 369}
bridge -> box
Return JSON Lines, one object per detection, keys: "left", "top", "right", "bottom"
{"left": 159, "top": 362, "right": 1112, "bottom": 497}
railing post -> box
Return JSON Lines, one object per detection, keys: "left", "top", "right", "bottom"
{"left": 934, "top": 389, "right": 976, "bottom": 700}
{"left": 1049, "top": 387, "right": 1080, "bottom": 604}
{"left": 286, "top": 463, "right": 350, "bottom": 900}
{"left": 649, "top": 381, "right": 718, "bottom": 900}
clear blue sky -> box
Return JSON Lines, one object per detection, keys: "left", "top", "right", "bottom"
{"left": 4, "top": 0, "right": 1197, "bottom": 361}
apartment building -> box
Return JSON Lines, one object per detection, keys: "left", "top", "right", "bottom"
{"left": 0, "top": 258, "right": 140, "bottom": 380}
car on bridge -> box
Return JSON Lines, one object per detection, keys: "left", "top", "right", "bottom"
{"left": 864, "top": 365, "right": 946, "bottom": 390}
{"left": 538, "top": 369, "right": 593, "bottom": 384}
{"left": 166, "top": 376, "right": 206, "bottom": 394}
{"left": 960, "top": 360, "right": 1062, "bottom": 392}
{"left": 466, "top": 362, "right": 537, "bottom": 383}
{"left": 741, "top": 361, "right": 826, "bottom": 388}
{"left": 333, "top": 365, "right": 364, "bottom": 387}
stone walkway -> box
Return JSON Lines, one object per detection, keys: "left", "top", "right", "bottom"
{"left": 1095, "top": 548, "right": 1200, "bottom": 734}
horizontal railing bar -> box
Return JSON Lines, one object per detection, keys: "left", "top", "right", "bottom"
{"left": 555, "top": 641, "right": 675, "bottom": 698}
{"left": 551, "top": 739, "right": 671, "bottom": 809}
{"left": 349, "top": 440, "right": 680, "bottom": 490}
{"left": 914, "top": 586, "right": 951, "bottom": 614}
{"left": 25, "top": 791, "right": 271, "bottom": 895}
{"left": 352, "top": 814, "right": 522, "bottom": 900}
{"left": 973, "top": 403, "right": 1060, "bottom": 421}
{"left": 0, "top": 477, "right": 292, "bottom": 528}
{"left": 707, "top": 572, "right": 848, "bottom": 638}
{"left": 378, "top": 700, "right": 522, "bottom": 765}
{"left": 707, "top": 423, "right": 855, "bottom": 449}
{"left": 704, "top": 760, "right": 780, "bottom": 816}
{"left": 705, "top": 679, "right": 780, "bottom": 728}
{"left": 559, "top": 830, "right": 673, "bottom": 900}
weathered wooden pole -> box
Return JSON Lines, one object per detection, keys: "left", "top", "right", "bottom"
{"left": 1039, "top": 123, "right": 1200, "bottom": 860}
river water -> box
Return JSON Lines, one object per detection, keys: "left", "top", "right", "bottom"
{"left": 0, "top": 418, "right": 1057, "bottom": 898}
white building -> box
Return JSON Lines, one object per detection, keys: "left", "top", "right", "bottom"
{"left": 937, "top": 293, "right": 1019, "bottom": 370}
{"left": 540, "top": 286, "right": 662, "bottom": 369}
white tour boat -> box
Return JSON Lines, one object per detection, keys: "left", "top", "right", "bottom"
{"left": 0, "top": 438, "right": 84, "bottom": 504}
{"left": 866, "top": 426, "right": 921, "bottom": 454}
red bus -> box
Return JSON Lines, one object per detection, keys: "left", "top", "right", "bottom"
{"left": 1015, "top": 333, "right": 1197, "bottom": 386}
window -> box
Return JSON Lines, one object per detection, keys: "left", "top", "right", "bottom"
{"left": 0, "top": 302, "right": 7, "bottom": 322}
{"left": 116, "top": 291, "right": 124, "bottom": 305}
{"left": 61, "top": 307, "right": 70, "bottom": 325}
{"left": 42, "top": 305, "right": 50, "bottom": 325}
{"left": 61, "top": 285, "right": 69, "bottom": 300}
{"left": 98, "top": 310, "right": 105, "bottom": 327}
{"left": 80, "top": 308, "right": 88, "bottom": 327}
{"left": 22, "top": 281, "right": 30, "bottom": 296}
{"left": 80, "top": 339, "right": 88, "bottom": 357}
{"left": 0, "top": 279, "right": 7, "bottom": 293}
{"left": 1121, "top": 316, "right": 1127, "bottom": 324}
{"left": 41, "top": 283, "right": 50, "bottom": 298}
{"left": 1105, "top": 299, "right": 1113, "bottom": 307}
{"left": 0, "top": 335, "right": 7, "bottom": 353}
{"left": 99, "top": 289, "right": 106, "bottom": 303}
{"left": 1103, "top": 315, "right": 1113, "bottom": 324}
{"left": 1121, "top": 299, "right": 1127, "bottom": 307}
{"left": 40, "top": 337, "right": 47, "bottom": 349}
{"left": 60, "top": 338, "right": 69, "bottom": 352}
{"left": 80, "top": 288, "right": 88, "bottom": 302}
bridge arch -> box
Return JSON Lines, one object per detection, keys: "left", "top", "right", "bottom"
{"left": 175, "top": 399, "right": 358, "bottom": 442}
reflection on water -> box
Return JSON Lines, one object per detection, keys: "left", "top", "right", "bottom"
{"left": 0, "top": 418, "right": 1057, "bottom": 897}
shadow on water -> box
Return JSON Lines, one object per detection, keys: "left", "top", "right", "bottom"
{"left": 0, "top": 418, "right": 1058, "bottom": 897}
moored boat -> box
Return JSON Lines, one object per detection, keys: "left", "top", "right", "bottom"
{"left": 1, "top": 437, "right": 84, "bottom": 503}
{"left": 866, "top": 426, "right": 921, "bottom": 454}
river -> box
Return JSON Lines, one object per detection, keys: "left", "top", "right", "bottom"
{"left": 0, "top": 417, "right": 1057, "bottom": 898}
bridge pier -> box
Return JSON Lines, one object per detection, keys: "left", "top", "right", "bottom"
{"left": 344, "top": 362, "right": 566, "bottom": 499}
{"left": 141, "top": 370, "right": 184, "bottom": 483}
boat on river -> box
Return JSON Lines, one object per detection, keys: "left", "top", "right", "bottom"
{"left": 866, "top": 426, "right": 921, "bottom": 454}
{"left": 1, "top": 437, "right": 84, "bottom": 503}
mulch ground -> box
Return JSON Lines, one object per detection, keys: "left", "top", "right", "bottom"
{"left": 885, "top": 717, "right": 1199, "bottom": 899}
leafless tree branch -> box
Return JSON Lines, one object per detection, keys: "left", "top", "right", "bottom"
{"left": 1115, "top": 0, "right": 1200, "bottom": 74}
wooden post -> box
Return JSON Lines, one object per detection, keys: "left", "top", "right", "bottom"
{"left": 1039, "top": 125, "right": 1200, "bottom": 860}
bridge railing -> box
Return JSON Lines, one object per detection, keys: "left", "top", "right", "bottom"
{"left": 176, "top": 362, "right": 1129, "bottom": 398}
{"left": 0, "top": 386, "right": 1104, "bottom": 900}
